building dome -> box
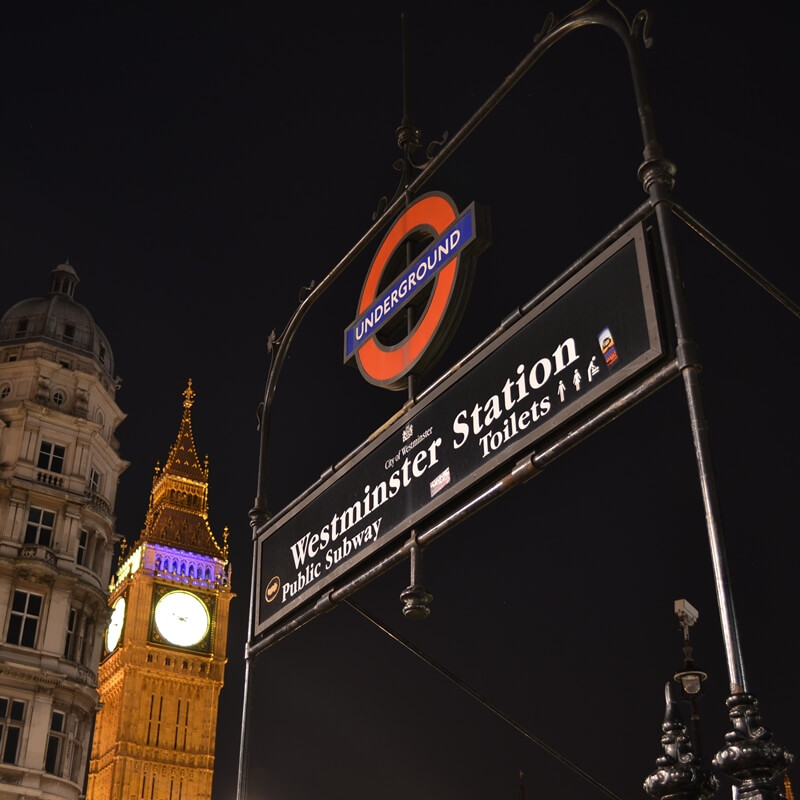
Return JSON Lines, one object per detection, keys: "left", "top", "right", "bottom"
{"left": 0, "top": 262, "right": 115, "bottom": 378}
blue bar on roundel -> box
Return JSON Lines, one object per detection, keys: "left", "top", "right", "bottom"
{"left": 343, "top": 207, "right": 475, "bottom": 360}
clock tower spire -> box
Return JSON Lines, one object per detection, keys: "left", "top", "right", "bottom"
{"left": 87, "top": 381, "right": 233, "bottom": 800}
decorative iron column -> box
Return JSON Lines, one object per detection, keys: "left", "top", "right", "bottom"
{"left": 644, "top": 682, "right": 719, "bottom": 800}
{"left": 712, "top": 693, "right": 794, "bottom": 800}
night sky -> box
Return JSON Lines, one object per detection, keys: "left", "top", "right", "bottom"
{"left": 2, "top": 2, "right": 798, "bottom": 799}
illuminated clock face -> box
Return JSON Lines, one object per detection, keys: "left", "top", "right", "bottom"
{"left": 154, "top": 590, "right": 210, "bottom": 647}
{"left": 106, "top": 597, "right": 126, "bottom": 652}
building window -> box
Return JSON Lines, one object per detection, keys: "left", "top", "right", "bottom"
{"left": 77, "top": 530, "right": 89, "bottom": 566}
{"left": 80, "top": 618, "right": 94, "bottom": 664}
{"left": 146, "top": 695, "right": 163, "bottom": 747}
{"left": 62, "top": 323, "right": 75, "bottom": 343}
{"left": 65, "top": 610, "right": 94, "bottom": 666}
{"left": 45, "top": 711, "right": 66, "bottom": 774}
{"left": 7, "top": 590, "right": 42, "bottom": 647}
{"left": 52, "top": 389, "right": 66, "bottom": 406}
{"left": 25, "top": 507, "right": 56, "bottom": 547}
{"left": 14, "top": 319, "right": 28, "bottom": 338}
{"left": 173, "top": 699, "right": 190, "bottom": 751}
{"left": 0, "top": 383, "right": 10, "bottom": 399}
{"left": 64, "top": 609, "right": 77, "bottom": 660}
{"left": 37, "top": 441, "right": 65, "bottom": 473}
{"left": 89, "top": 467, "right": 102, "bottom": 493}
{"left": 169, "top": 777, "right": 183, "bottom": 800}
{"left": 0, "top": 698, "right": 26, "bottom": 764}
{"left": 64, "top": 608, "right": 94, "bottom": 664}
{"left": 69, "top": 723, "right": 83, "bottom": 783}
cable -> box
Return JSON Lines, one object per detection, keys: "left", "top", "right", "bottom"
{"left": 672, "top": 204, "right": 800, "bottom": 320}
{"left": 345, "top": 599, "right": 626, "bottom": 800}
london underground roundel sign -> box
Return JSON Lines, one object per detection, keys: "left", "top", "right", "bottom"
{"left": 344, "top": 192, "right": 489, "bottom": 390}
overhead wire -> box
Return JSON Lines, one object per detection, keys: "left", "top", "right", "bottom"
{"left": 672, "top": 205, "right": 799, "bottom": 320}
{"left": 345, "top": 599, "right": 626, "bottom": 800}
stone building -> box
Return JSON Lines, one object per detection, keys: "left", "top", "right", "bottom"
{"left": 0, "top": 263, "right": 128, "bottom": 798}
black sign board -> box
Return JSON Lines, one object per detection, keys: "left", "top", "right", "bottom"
{"left": 255, "top": 221, "right": 665, "bottom": 637}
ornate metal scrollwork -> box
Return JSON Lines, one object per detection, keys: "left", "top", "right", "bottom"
{"left": 372, "top": 12, "right": 449, "bottom": 223}
{"left": 298, "top": 279, "right": 316, "bottom": 304}
{"left": 535, "top": 1, "right": 652, "bottom": 47}
{"left": 630, "top": 8, "right": 654, "bottom": 49}
{"left": 373, "top": 126, "right": 450, "bottom": 223}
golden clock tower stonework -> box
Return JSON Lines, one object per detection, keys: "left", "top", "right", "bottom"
{"left": 87, "top": 381, "right": 233, "bottom": 800}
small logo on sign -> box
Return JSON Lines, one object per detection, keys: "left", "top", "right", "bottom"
{"left": 598, "top": 327, "right": 619, "bottom": 367}
{"left": 430, "top": 467, "right": 451, "bottom": 497}
{"left": 265, "top": 576, "right": 281, "bottom": 603}
{"left": 402, "top": 423, "right": 413, "bottom": 442}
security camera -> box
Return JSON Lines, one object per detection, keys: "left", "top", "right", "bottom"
{"left": 674, "top": 598, "right": 699, "bottom": 627}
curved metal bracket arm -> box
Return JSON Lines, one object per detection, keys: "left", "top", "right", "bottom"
{"left": 250, "top": 1, "right": 668, "bottom": 529}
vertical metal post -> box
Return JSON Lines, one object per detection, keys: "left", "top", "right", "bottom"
{"left": 235, "top": 527, "right": 260, "bottom": 800}
{"left": 399, "top": 11, "right": 419, "bottom": 403}
{"left": 238, "top": 491, "right": 270, "bottom": 800}
{"left": 617, "top": 7, "right": 748, "bottom": 695}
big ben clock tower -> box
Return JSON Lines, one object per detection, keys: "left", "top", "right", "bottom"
{"left": 87, "top": 380, "right": 233, "bottom": 800}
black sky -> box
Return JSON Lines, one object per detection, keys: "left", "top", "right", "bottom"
{"left": 2, "top": 2, "right": 798, "bottom": 799}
